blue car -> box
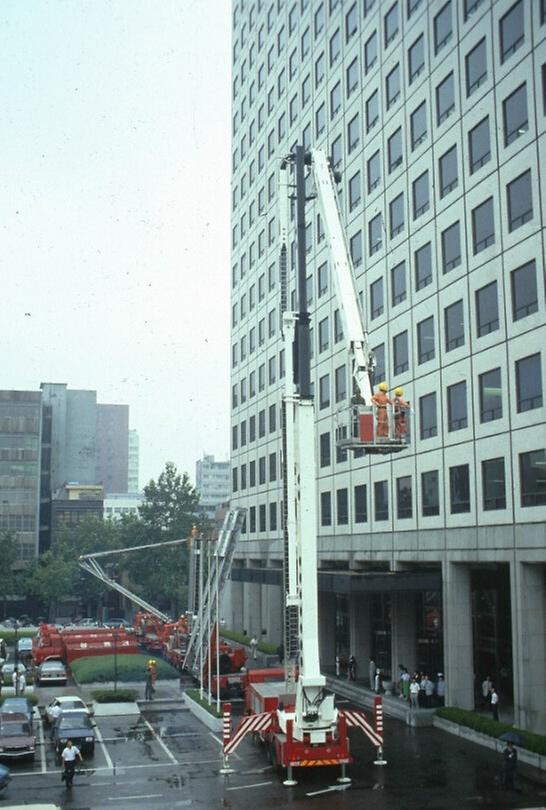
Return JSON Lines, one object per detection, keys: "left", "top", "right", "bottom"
{"left": 0, "top": 762, "right": 9, "bottom": 791}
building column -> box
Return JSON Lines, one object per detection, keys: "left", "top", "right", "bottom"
{"left": 350, "top": 592, "right": 372, "bottom": 684}
{"left": 443, "top": 561, "right": 473, "bottom": 708}
{"left": 318, "top": 591, "right": 336, "bottom": 669}
{"left": 228, "top": 580, "right": 244, "bottom": 631}
{"left": 262, "top": 583, "right": 283, "bottom": 646}
{"left": 243, "top": 582, "right": 262, "bottom": 637}
{"left": 391, "top": 591, "right": 417, "bottom": 678}
{"left": 512, "top": 562, "right": 546, "bottom": 733}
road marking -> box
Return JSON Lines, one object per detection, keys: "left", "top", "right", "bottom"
{"left": 94, "top": 720, "right": 114, "bottom": 770}
{"left": 142, "top": 718, "right": 178, "bottom": 765}
{"left": 226, "top": 780, "right": 273, "bottom": 791}
{"left": 36, "top": 715, "right": 47, "bottom": 774}
{"left": 108, "top": 794, "right": 163, "bottom": 801}
{"left": 209, "top": 731, "right": 223, "bottom": 746}
{"left": 306, "top": 784, "right": 351, "bottom": 796}
{"left": 7, "top": 756, "right": 225, "bottom": 778}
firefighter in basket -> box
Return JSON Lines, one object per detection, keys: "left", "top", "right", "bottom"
{"left": 393, "top": 386, "right": 410, "bottom": 440}
{"left": 371, "top": 382, "right": 392, "bottom": 439}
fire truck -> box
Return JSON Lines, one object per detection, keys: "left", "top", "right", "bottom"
{"left": 222, "top": 146, "right": 409, "bottom": 785}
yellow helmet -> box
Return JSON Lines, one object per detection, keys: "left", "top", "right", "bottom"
{"left": 394, "top": 387, "right": 404, "bottom": 396}
{"left": 379, "top": 382, "right": 388, "bottom": 392}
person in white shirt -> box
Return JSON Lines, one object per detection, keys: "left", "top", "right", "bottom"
{"left": 61, "top": 740, "right": 82, "bottom": 786}
{"left": 17, "top": 672, "right": 26, "bottom": 695}
{"left": 409, "top": 679, "right": 420, "bottom": 708}
{"left": 11, "top": 669, "right": 18, "bottom": 694}
{"left": 490, "top": 687, "right": 499, "bottom": 721}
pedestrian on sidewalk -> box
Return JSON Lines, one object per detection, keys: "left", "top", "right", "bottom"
{"left": 145, "top": 666, "right": 154, "bottom": 701}
{"left": 18, "top": 671, "right": 26, "bottom": 695}
{"left": 481, "top": 675, "right": 492, "bottom": 709}
{"left": 436, "top": 673, "right": 445, "bottom": 706}
{"left": 423, "top": 674, "right": 434, "bottom": 708}
{"left": 401, "top": 668, "right": 411, "bottom": 702}
{"left": 369, "top": 657, "right": 377, "bottom": 690}
{"left": 502, "top": 742, "right": 520, "bottom": 791}
{"left": 409, "top": 678, "right": 420, "bottom": 708}
{"left": 250, "top": 636, "right": 258, "bottom": 660}
{"left": 348, "top": 655, "right": 357, "bottom": 681}
{"left": 12, "top": 668, "right": 18, "bottom": 695}
{"left": 490, "top": 687, "right": 499, "bottom": 721}
{"left": 374, "top": 668, "right": 382, "bottom": 694}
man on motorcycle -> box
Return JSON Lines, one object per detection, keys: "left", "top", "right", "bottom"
{"left": 61, "top": 739, "right": 82, "bottom": 786}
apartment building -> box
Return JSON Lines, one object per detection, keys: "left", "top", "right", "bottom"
{"left": 229, "top": 0, "right": 546, "bottom": 732}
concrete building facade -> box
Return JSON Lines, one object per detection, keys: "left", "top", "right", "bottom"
{"left": 229, "top": 0, "right": 546, "bottom": 731}
{"left": 195, "top": 454, "right": 231, "bottom": 520}
{"left": 0, "top": 390, "right": 42, "bottom": 560}
{"left": 104, "top": 491, "right": 143, "bottom": 520}
{"left": 128, "top": 429, "right": 140, "bottom": 492}
{"left": 96, "top": 403, "right": 129, "bottom": 494}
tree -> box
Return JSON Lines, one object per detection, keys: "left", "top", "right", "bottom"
{"left": 139, "top": 461, "right": 199, "bottom": 539}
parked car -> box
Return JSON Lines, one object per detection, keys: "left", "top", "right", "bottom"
{"left": 0, "top": 762, "right": 10, "bottom": 791}
{"left": 75, "top": 618, "right": 101, "bottom": 627}
{"left": 0, "top": 712, "right": 35, "bottom": 759}
{"left": 35, "top": 660, "right": 67, "bottom": 686}
{"left": 16, "top": 638, "right": 33, "bottom": 662}
{"left": 1, "top": 663, "right": 27, "bottom": 686}
{"left": 104, "top": 618, "right": 131, "bottom": 628}
{"left": 52, "top": 711, "right": 95, "bottom": 759}
{"left": 44, "top": 696, "right": 91, "bottom": 725}
{"left": 0, "top": 698, "right": 34, "bottom": 728}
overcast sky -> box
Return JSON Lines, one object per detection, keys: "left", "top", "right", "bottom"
{"left": 1, "top": 0, "right": 232, "bottom": 488}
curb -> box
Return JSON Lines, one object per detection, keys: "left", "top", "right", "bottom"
{"left": 183, "top": 691, "right": 223, "bottom": 732}
{"left": 433, "top": 715, "right": 546, "bottom": 772}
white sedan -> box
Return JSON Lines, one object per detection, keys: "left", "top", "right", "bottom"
{"left": 44, "top": 696, "right": 91, "bottom": 725}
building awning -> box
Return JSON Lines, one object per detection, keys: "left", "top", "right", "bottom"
{"left": 230, "top": 568, "right": 442, "bottom": 592}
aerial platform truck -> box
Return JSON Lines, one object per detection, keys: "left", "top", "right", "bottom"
{"left": 222, "top": 146, "right": 409, "bottom": 785}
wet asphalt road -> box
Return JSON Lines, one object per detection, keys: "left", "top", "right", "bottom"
{"left": 3, "top": 702, "right": 546, "bottom": 809}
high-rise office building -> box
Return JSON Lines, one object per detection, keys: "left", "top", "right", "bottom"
{"left": 96, "top": 404, "right": 129, "bottom": 494}
{"left": 229, "top": 0, "right": 546, "bottom": 731}
{"left": 128, "top": 429, "right": 140, "bottom": 492}
{"left": 0, "top": 391, "right": 42, "bottom": 561}
{"left": 195, "top": 454, "right": 231, "bottom": 520}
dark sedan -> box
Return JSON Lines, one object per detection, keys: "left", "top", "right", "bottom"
{"left": 52, "top": 711, "right": 95, "bottom": 759}
{"left": 0, "top": 698, "right": 34, "bottom": 728}
{"left": 0, "top": 712, "right": 35, "bottom": 760}
{"left": 0, "top": 762, "right": 9, "bottom": 792}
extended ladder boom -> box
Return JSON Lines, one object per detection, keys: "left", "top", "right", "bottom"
{"left": 78, "top": 538, "right": 187, "bottom": 623}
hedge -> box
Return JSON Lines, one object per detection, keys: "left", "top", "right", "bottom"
{"left": 185, "top": 688, "right": 222, "bottom": 718}
{"left": 0, "top": 629, "right": 38, "bottom": 644}
{"left": 220, "top": 629, "right": 277, "bottom": 656}
{"left": 91, "top": 688, "right": 138, "bottom": 703}
{"left": 71, "top": 654, "right": 180, "bottom": 685}
{"left": 436, "top": 707, "right": 546, "bottom": 756}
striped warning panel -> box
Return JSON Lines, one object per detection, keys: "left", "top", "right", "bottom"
{"left": 343, "top": 710, "right": 383, "bottom": 747}
{"left": 224, "top": 711, "right": 274, "bottom": 755}
{"left": 293, "top": 759, "right": 349, "bottom": 767}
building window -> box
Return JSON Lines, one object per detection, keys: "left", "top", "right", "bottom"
{"left": 393, "top": 330, "right": 409, "bottom": 375}
{"left": 417, "top": 316, "right": 435, "bottom": 364}
{"left": 268, "top": 355, "right": 276, "bottom": 384}
{"left": 349, "top": 171, "right": 361, "bottom": 210}
{"left": 415, "top": 242, "right": 432, "bottom": 291}
{"left": 386, "top": 64, "right": 401, "bottom": 109}
{"left": 346, "top": 57, "right": 359, "bottom": 96}
{"left": 374, "top": 480, "right": 389, "bottom": 521}
{"left": 410, "top": 101, "right": 427, "bottom": 149}
{"left": 345, "top": 2, "right": 358, "bottom": 41}
{"left": 365, "top": 31, "right": 377, "bottom": 73}
{"left": 449, "top": 465, "right": 470, "bottom": 513}
{"left": 441, "top": 221, "right": 461, "bottom": 273}
{"left": 464, "top": 0, "right": 484, "bottom": 20}
{"left": 354, "top": 484, "right": 367, "bottom": 523}
{"left": 439, "top": 146, "right": 458, "bottom": 198}
{"left": 367, "top": 150, "right": 381, "bottom": 192}
{"left": 337, "top": 488, "right": 348, "bottom": 525}
{"left": 466, "top": 38, "right": 487, "bottom": 96}
{"left": 384, "top": 2, "right": 399, "bottom": 48}
{"left": 479, "top": 368, "right": 502, "bottom": 422}
{"left": 269, "top": 452, "right": 277, "bottom": 483}
{"left": 330, "top": 81, "right": 342, "bottom": 118}
{"left": 476, "top": 281, "right": 499, "bottom": 337}
{"left": 248, "top": 505, "right": 256, "bottom": 533}
{"left": 318, "top": 316, "right": 329, "bottom": 352}
{"left": 472, "top": 197, "right": 495, "bottom": 253}
{"left": 516, "top": 354, "right": 543, "bottom": 412}
{"left": 436, "top": 72, "right": 455, "bottom": 125}
{"left": 511, "top": 260, "right": 538, "bottom": 321}
{"left": 366, "top": 90, "right": 379, "bottom": 132}
{"left": 320, "top": 431, "right": 331, "bottom": 467}
{"left": 391, "top": 261, "right": 406, "bottom": 306}
{"left": 315, "top": 52, "right": 325, "bottom": 87}
{"left": 315, "top": 102, "right": 326, "bottom": 136}
{"left": 232, "top": 467, "right": 238, "bottom": 492}
{"left": 350, "top": 230, "right": 362, "bottom": 267}
{"left": 388, "top": 127, "right": 403, "bottom": 171}
{"left": 520, "top": 450, "right": 546, "bottom": 507}
{"left": 335, "top": 365, "right": 347, "bottom": 402}
{"left": 468, "top": 117, "right": 490, "bottom": 174}
{"left": 329, "top": 28, "right": 341, "bottom": 66}
{"left": 421, "top": 470, "right": 440, "bottom": 516}
{"left": 503, "top": 83, "right": 528, "bottom": 146}
{"left": 445, "top": 300, "right": 464, "bottom": 351}
{"left": 259, "top": 456, "right": 266, "bottom": 485}
{"left": 240, "top": 464, "right": 247, "bottom": 490}
{"left": 500, "top": 1, "right": 524, "bottom": 64}
{"left": 369, "top": 214, "right": 382, "bottom": 256}
{"left": 319, "top": 374, "right": 330, "bottom": 409}
{"left": 318, "top": 262, "right": 328, "bottom": 296}
{"left": 373, "top": 342, "right": 385, "bottom": 382}
{"left": 419, "top": 392, "right": 437, "bottom": 439}
{"left": 389, "top": 193, "right": 405, "bottom": 239}
{"left": 447, "top": 381, "right": 467, "bottom": 431}
{"left": 396, "top": 476, "right": 412, "bottom": 519}
{"left": 507, "top": 170, "right": 533, "bottom": 231}
{"left": 321, "top": 491, "right": 332, "bottom": 526}
{"left": 408, "top": 35, "right": 424, "bottom": 83}
{"left": 482, "top": 458, "right": 506, "bottom": 511}
{"left": 269, "top": 502, "right": 277, "bottom": 531}
{"left": 413, "top": 170, "right": 429, "bottom": 219}
{"left": 269, "top": 404, "right": 276, "bottom": 433}
{"left": 334, "top": 309, "right": 343, "bottom": 343}
{"left": 370, "top": 277, "right": 384, "bottom": 319}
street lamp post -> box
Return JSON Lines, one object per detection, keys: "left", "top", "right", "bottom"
{"left": 113, "top": 631, "right": 119, "bottom": 693}
{"left": 14, "top": 621, "right": 19, "bottom": 696}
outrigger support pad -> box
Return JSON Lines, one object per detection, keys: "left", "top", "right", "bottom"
{"left": 374, "top": 745, "right": 387, "bottom": 766}
{"left": 337, "top": 762, "right": 351, "bottom": 784}
{"left": 219, "top": 754, "right": 235, "bottom": 775}
{"left": 283, "top": 764, "right": 297, "bottom": 786}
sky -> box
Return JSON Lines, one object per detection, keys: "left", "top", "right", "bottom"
{"left": 0, "top": 0, "right": 232, "bottom": 488}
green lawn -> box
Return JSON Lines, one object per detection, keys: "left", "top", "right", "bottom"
{"left": 70, "top": 654, "right": 180, "bottom": 684}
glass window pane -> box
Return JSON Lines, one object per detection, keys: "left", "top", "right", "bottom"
{"left": 500, "top": 0, "right": 524, "bottom": 63}
{"left": 442, "top": 221, "right": 461, "bottom": 273}
{"left": 415, "top": 242, "right": 432, "bottom": 290}
{"left": 413, "top": 171, "right": 429, "bottom": 218}
{"left": 516, "top": 353, "right": 543, "bottom": 412}
{"left": 393, "top": 330, "right": 409, "bottom": 374}
{"left": 411, "top": 101, "right": 427, "bottom": 149}
{"left": 482, "top": 457, "right": 506, "bottom": 510}
{"left": 447, "top": 381, "right": 467, "bottom": 431}
{"left": 391, "top": 261, "right": 406, "bottom": 305}
{"left": 409, "top": 35, "right": 425, "bottom": 83}
{"left": 419, "top": 392, "right": 437, "bottom": 439}
{"left": 436, "top": 72, "right": 455, "bottom": 125}
{"left": 507, "top": 170, "right": 533, "bottom": 231}
{"left": 354, "top": 484, "right": 368, "bottom": 523}
{"left": 479, "top": 368, "right": 502, "bottom": 422}
{"left": 445, "top": 300, "right": 464, "bottom": 351}
{"left": 390, "top": 193, "right": 405, "bottom": 238}
{"left": 439, "top": 146, "right": 458, "bottom": 197}
{"left": 511, "top": 260, "right": 538, "bottom": 321}
{"left": 374, "top": 480, "right": 389, "bottom": 520}
{"left": 476, "top": 281, "right": 498, "bottom": 337}
{"left": 469, "top": 117, "right": 490, "bottom": 174}
{"left": 421, "top": 470, "right": 440, "bottom": 516}
{"left": 417, "top": 316, "right": 435, "bottom": 364}
{"left": 519, "top": 449, "right": 546, "bottom": 507}
{"left": 434, "top": 1, "right": 452, "bottom": 54}
{"left": 396, "top": 476, "right": 412, "bottom": 518}
{"left": 449, "top": 464, "right": 470, "bottom": 513}
{"left": 472, "top": 197, "right": 495, "bottom": 253}
{"left": 388, "top": 128, "right": 403, "bottom": 171}
{"left": 503, "top": 83, "right": 528, "bottom": 146}
{"left": 466, "top": 38, "right": 487, "bottom": 96}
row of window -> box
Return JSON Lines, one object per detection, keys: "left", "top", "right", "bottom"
{"left": 232, "top": 451, "right": 279, "bottom": 491}
{"left": 233, "top": 447, "right": 546, "bottom": 534}
{"left": 232, "top": 403, "right": 278, "bottom": 446}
